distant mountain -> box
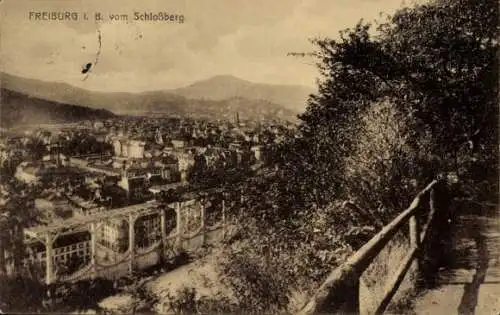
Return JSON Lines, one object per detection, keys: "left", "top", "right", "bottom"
{"left": 172, "top": 75, "right": 313, "bottom": 112}
{"left": 0, "top": 88, "right": 115, "bottom": 128}
{"left": 1, "top": 72, "right": 186, "bottom": 114}
{"left": 1, "top": 73, "right": 303, "bottom": 121}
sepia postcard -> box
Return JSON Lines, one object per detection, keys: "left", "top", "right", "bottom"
{"left": 0, "top": 0, "right": 498, "bottom": 314}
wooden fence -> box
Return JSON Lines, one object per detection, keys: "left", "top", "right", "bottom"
{"left": 297, "top": 179, "right": 448, "bottom": 315}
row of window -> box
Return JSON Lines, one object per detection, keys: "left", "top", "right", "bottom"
{"left": 23, "top": 251, "right": 91, "bottom": 266}
{"left": 26, "top": 242, "right": 91, "bottom": 259}
{"left": 100, "top": 226, "right": 120, "bottom": 238}
{"left": 53, "top": 242, "right": 90, "bottom": 254}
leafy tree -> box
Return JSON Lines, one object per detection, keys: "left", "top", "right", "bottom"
{"left": 289, "top": 0, "right": 498, "bottom": 211}
{"left": 50, "top": 278, "right": 116, "bottom": 313}
{"left": 0, "top": 181, "right": 42, "bottom": 274}
{"left": 379, "top": 0, "right": 497, "bottom": 162}
{"left": 0, "top": 275, "right": 46, "bottom": 313}
{"left": 343, "top": 98, "right": 429, "bottom": 219}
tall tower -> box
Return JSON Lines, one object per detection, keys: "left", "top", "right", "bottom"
{"left": 155, "top": 128, "right": 164, "bottom": 145}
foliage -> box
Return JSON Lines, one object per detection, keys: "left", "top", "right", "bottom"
{"left": 214, "top": 203, "right": 355, "bottom": 314}
{"left": 343, "top": 98, "right": 431, "bottom": 220}
{"left": 0, "top": 276, "right": 115, "bottom": 314}
{"left": 207, "top": 1, "right": 498, "bottom": 313}
{"left": 160, "top": 286, "right": 237, "bottom": 315}
{"left": 117, "top": 273, "right": 158, "bottom": 315}
{"left": 378, "top": 0, "right": 498, "bottom": 163}
{"left": 219, "top": 247, "right": 290, "bottom": 314}
{"left": 0, "top": 178, "right": 43, "bottom": 274}
{"left": 286, "top": 0, "right": 497, "bottom": 213}
{"left": 56, "top": 278, "right": 116, "bottom": 312}
{"left": 0, "top": 275, "right": 46, "bottom": 313}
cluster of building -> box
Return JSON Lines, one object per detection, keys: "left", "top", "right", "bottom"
{"left": 9, "top": 115, "right": 289, "bottom": 202}
{"left": 0, "top": 115, "right": 294, "bottom": 280}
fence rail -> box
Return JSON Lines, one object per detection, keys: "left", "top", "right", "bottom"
{"left": 297, "top": 179, "right": 446, "bottom": 315}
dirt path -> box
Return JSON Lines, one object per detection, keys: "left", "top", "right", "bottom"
{"left": 413, "top": 207, "right": 500, "bottom": 315}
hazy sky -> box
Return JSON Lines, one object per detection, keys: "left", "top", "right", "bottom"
{"left": 1, "top": 0, "right": 416, "bottom": 92}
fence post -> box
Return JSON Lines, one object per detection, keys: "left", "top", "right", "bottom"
{"left": 422, "top": 183, "right": 437, "bottom": 279}
{"left": 324, "top": 279, "right": 360, "bottom": 314}
{"left": 409, "top": 213, "right": 420, "bottom": 276}
{"left": 409, "top": 216, "right": 420, "bottom": 249}
{"left": 428, "top": 179, "right": 452, "bottom": 274}
{"left": 308, "top": 273, "right": 360, "bottom": 315}
{"left": 419, "top": 180, "right": 443, "bottom": 284}
{"left": 342, "top": 278, "right": 360, "bottom": 314}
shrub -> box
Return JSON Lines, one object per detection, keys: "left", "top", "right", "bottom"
{"left": 0, "top": 275, "right": 46, "bottom": 313}
{"left": 343, "top": 98, "right": 434, "bottom": 220}
{"left": 160, "top": 287, "right": 237, "bottom": 315}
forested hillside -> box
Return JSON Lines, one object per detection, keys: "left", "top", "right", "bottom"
{"left": 0, "top": 88, "right": 115, "bottom": 127}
